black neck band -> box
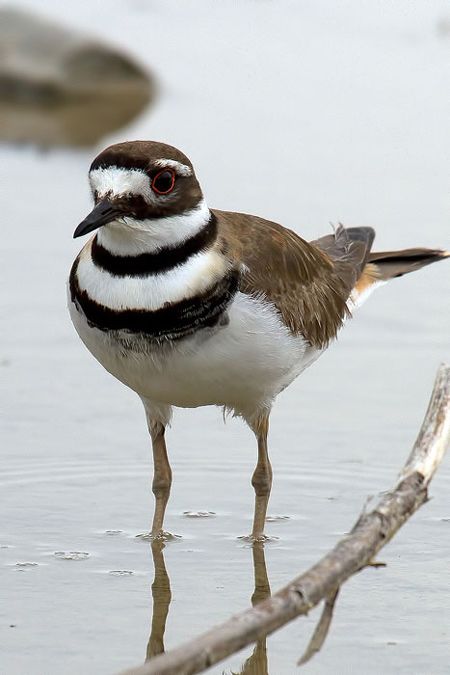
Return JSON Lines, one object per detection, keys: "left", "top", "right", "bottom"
{"left": 91, "top": 212, "right": 218, "bottom": 277}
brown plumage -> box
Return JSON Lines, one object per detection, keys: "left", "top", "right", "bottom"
{"left": 214, "top": 210, "right": 448, "bottom": 349}
{"left": 84, "top": 139, "right": 448, "bottom": 351}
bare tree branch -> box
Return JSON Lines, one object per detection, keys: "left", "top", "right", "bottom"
{"left": 121, "top": 363, "right": 450, "bottom": 675}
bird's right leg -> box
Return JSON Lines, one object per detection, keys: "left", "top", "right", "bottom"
{"left": 244, "top": 410, "right": 273, "bottom": 542}
{"left": 142, "top": 401, "right": 173, "bottom": 540}
{"left": 150, "top": 421, "right": 172, "bottom": 538}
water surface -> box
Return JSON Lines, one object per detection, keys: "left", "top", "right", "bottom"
{"left": 2, "top": 2, "right": 450, "bottom": 673}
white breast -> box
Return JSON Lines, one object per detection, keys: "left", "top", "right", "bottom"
{"left": 69, "top": 289, "right": 316, "bottom": 419}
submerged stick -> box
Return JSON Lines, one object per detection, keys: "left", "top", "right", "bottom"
{"left": 297, "top": 587, "right": 339, "bottom": 666}
{"left": 121, "top": 364, "right": 450, "bottom": 675}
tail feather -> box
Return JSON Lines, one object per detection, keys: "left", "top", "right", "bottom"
{"left": 313, "top": 225, "right": 375, "bottom": 276}
{"left": 368, "top": 248, "right": 449, "bottom": 280}
{"left": 351, "top": 247, "right": 448, "bottom": 309}
{"left": 315, "top": 224, "right": 448, "bottom": 309}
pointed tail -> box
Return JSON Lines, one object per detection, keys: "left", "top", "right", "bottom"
{"left": 368, "top": 247, "right": 449, "bottom": 280}
{"left": 350, "top": 246, "right": 449, "bottom": 308}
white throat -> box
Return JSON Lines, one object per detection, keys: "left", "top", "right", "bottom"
{"left": 96, "top": 198, "right": 211, "bottom": 256}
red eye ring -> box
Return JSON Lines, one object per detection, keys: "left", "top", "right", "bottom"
{"left": 151, "top": 169, "right": 176, "bottom": 195}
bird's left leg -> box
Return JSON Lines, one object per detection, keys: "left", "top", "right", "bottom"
{"left": 247, "top": 411, "right": 272, "bottom": 542}
{"left": 142, "top": 400, "right": 173, "bottom": 540}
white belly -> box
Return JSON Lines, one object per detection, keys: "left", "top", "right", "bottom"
{"left": 69, "top": 291, "right": 319, "bottom": 416}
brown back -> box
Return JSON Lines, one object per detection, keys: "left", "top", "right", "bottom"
{"left": 214, "top": 210, "right": 375, "bottom": 348}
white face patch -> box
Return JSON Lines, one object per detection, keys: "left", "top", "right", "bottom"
{"left": 88, "top": 164, "right": 208, "bottom": 255}
{"left": 89, "top": 167, "right": 157, "bottom": 205}
{"left": 96, "top": 198, "right": 211, "bottom": 255}
{"left": 89, "top": 162, "right": 192, "bottom": 204}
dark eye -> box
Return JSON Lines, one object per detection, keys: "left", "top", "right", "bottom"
{"left": 151, "top": 169, "right": 176, "bottom": 195}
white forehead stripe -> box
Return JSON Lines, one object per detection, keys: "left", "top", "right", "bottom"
{"left": 90, "top": 167, "right": 154, "bottom": 201}
{"left": 153, "top": 159, "right": 192, "bottom": 176}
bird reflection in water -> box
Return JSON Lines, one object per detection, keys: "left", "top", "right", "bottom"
{"left": 231, "top": 542, "right": 270, "bottom": 675}
{"left": 144, "top": 542, "right": 339, "bottom": 673}
{"left": 145, "top": 541, "right": 172, "bottom": 661}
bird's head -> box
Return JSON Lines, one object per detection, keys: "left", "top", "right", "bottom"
{"left": 73, "top": 141, "right": 207, "bottom": 253}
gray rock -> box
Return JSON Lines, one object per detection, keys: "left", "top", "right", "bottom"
{"left": 0, "top": 8, "right": 156, "bottom": 146}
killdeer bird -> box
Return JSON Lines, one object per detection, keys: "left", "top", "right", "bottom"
{"left": 69, "top": 140, "right": 448, "bottom": 542}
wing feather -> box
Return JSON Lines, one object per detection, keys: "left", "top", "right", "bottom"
{"left": 214, "top": 211, "right": 374, "bottom": 348}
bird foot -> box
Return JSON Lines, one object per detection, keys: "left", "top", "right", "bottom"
{"left": 136, "top": 530, "right": 181, "bottom": 542}
{"left": 238, "top": 533, "right": 279, "bottom": 544}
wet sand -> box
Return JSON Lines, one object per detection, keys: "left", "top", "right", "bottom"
{"left": 1, "top": 2, "right": 450, "bottom": 673}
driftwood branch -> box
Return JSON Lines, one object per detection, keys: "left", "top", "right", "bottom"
{"left": 121, "top": 363, "right": 450, "bottom": 675}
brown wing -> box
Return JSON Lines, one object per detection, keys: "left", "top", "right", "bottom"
{"left": 214, "top": 210, "right": 375, "bottom": 348}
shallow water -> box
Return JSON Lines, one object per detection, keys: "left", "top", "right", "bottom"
{"left": 1, "top": 2, "right": 450, "bottom": 674}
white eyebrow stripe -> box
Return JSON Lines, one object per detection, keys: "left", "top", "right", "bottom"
{"left": 153, "top": 159, "right": 192, "bottom": 176}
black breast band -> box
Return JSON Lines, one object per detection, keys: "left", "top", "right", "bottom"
{"left": 69, "top": 259, "right": 239, "bottom": 341}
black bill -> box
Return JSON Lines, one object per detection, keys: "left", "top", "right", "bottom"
{"left": 73, "top": 199, "right": 125, "bottom": 238}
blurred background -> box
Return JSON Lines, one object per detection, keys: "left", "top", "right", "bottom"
{"left": 1, "top": 2, "right": 450, "bottom": 674}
